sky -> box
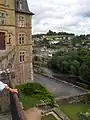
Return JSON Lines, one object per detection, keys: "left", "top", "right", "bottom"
{"left": 27, "top": 0, "right": 90, "bottom": 35}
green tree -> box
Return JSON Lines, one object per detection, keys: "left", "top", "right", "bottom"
{"left": 71, "top": 60, "right": 80, "bottom": 75}
{"left": 41, "top": 38, "right": 50, "bottom": 48}
{"left": 60, "top": 61, "right": 69, "bottom": 73}
{"left": 70, "top": 65, "right": 76, "bottom": 75}
{"left": 48, "top": 48, "right": 90, "bottom": 82}
{"left": 80, "top": 64, "right": 90, "bottom": 82}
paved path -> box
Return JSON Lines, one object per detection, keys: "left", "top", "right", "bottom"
{"left": 34, "top": 74, "right": 85, "bottom": 98}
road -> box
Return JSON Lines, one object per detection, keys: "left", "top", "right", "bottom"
{"left": 34, "top": 74, "right": 85, "bottom": 98}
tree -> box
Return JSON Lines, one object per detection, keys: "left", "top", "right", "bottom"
{"left": 70, "top": 65, "right": 77, "bottom": 75}
{"left": 54, "top": 50, "right": 64, "bottom": 56}
{"left": 60, "top": 61, "right": 69, "bottom": 73}
{"left": 47, "top": 56, "right": 58, "bottom": 69}
{"left": 47, "top": 30, "right": 54, "bottom": 35}
{"left": 71, "top": 35, "right": 82, "bottom": 46}
{"left": 84, "top": 56, "right": 90, "bottom": 68}
{"left": 42, "top": 38, "right": 50, "bottom": 47}
{"left": 80, "top": 65, "right": 90, "bottom": 82}
{"left": 48, "top": 48, "right": 90, "bottom": 82}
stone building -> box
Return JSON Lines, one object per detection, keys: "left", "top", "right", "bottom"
{"left": 0, "top": 0, "right": 15, "bottom": 112}
{"left": 0, "top": 0, "right": 34, "bottom": 112}
{"left": 0, "top": 0, "right": 34, "bottom": 85}
{"left": 14, "top": 0, "right": 34, "bottom": 84}
{"left": 0, "top": 0, "right": 15, "bottom": 52}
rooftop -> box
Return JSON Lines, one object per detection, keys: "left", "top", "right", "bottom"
{"left": 15, "top": 0, "right": 34, "bottom": 15}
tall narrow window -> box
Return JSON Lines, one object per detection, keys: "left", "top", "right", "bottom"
{"left": 19, "top": 51, "right": 25, "bottom": 63}
{"left": 5, "top": 0, "right": 8, "bottom": 6}
{"left": 19, "top": 2, "right": 22, "bottom": 10}
{"left": 0, "top": 12, "right": 5, "bottom": 25}
{"left": 18, "top": 16, "right": 25, "bottom": 27}
{"left": 17, "top": 0, "right": 22, "bottom": 10}
{"left": 18, "top": 33, "right": 25, "bottom": 44}
{"left": 7, "top": 34, "right": 11, "bottom": 44}
{"left": 0, "top": 32, "right": 5, "bottom": 50}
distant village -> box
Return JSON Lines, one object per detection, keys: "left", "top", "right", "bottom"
{"left": 32, "top": 30, "right": 90, "bottom": 68}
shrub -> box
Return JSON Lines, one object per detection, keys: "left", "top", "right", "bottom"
{"left": 16, "top": 83, "right": 55, "bottom": 107}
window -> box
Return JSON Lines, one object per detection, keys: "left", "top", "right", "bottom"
{"left": 7, "top": 34, "right": 11, "bottom": 44}
{"left": 18, "top": 16, "right": 25, "bottom": 27}
{"left": 19, "top": 51, "right": 25, "bottom": 63}
{"left": 19, "top": 3, "right": 22, "bottom": 10}
{"left": 5, "top": 0, "right": 8, "bottom": 6}
{"left": 17, "top": 0, "right": 22, "bottom": 10}
{"left": 0, "top": 12, "right": 5, "bottom": 25}
{"left": 0, "top": 32, "right": 5, "bottom": 50}
{"left": 9, "top": 35, "right": 11, "bottom": 44}
{"left": 18, "top": 34, "right": 25, "bottom": 44}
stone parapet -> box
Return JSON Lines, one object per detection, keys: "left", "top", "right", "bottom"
{"left": 56, "top": 93, "right": 89, "bottom": 104}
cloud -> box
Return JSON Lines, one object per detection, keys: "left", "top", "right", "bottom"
{"left": 27, "top": 0, "right": 90, "bottom": 35}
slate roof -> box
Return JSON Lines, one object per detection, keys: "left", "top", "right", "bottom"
{"left": 15, "top": 0, "right": 34, "bottom": 15}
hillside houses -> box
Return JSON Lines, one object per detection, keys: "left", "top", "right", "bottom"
{"left": 33, "top": 32, "right": 90, "bottom": 69}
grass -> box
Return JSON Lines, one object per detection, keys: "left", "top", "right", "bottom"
{"left": 42, "top": 114, "right": 57, "bottom": 120}
{"left": 20, "top": 94, "right": 41, "bottom": 110}
{"left": 17, "top": 83, "right": 55, "bottom": 110}
{"left": 59, "top": 104, "right": 90, "bottom": 120}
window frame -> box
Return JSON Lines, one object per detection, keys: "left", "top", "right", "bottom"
{"left": 19, "top": 51, "right": 25, "bottom": 63}
{"left": 4, "top": 0, "right": 8, "bottom": 6}
{"left": 17, "top": 0, "right": 22, "bottom": 10}
{"left": 18, "top": 33, "right": 25, "bottom": 45}
{"left": 18, "top": 15, "right": 25, "bottom": 27}
{"left": 19, "top": 2, "right": 22, "bottom": 10}
{"left": 0, "top": 12, "right": 5, "bottom": 25}
{"left": 7, "top": 34, "right": 11, "bottom": 44}
{"left": 0, "top": 32, "right": 5, "bottom": 50}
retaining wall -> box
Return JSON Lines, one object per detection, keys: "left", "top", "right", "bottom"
{"left": 56, "top": 93, "right": 90, "bottom": 104}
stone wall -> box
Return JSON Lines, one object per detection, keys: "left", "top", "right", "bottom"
{"left": 53, "top": 74, "right": 90, "bottom": 89}
{"left": 0, "top": 48, "right": 16, "bottom": 112}
{"left": 15, "top": 12, "right": 33, "bottom": 85}
{"left": 0, "top": 0, "right": 15, "bottom": 50}
{"left": 56, "top": 93, "right": 90, "bottom": 105}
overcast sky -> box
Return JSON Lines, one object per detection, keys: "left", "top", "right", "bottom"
{"left": 27, "top": 0, "right": 90, "bottom": 35}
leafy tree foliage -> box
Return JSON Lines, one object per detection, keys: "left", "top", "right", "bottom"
{"left": 47, "top": 48, "right": 90, "bottom": 82}
{"left": 46, "top": 30, "right": 74, "bottom": 36}
{"left": 79, "top": 112, "right": 90, "bottom": 120}
{"left": 17, "top": 83, "right": 55, "bottom": 107}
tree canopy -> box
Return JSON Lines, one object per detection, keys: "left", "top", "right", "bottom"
{"left": 47, "top": 48, "right": 90, "bottom": 82}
